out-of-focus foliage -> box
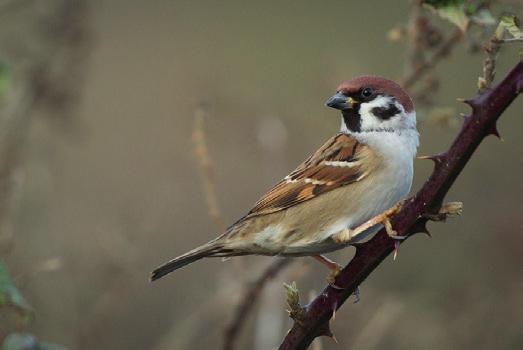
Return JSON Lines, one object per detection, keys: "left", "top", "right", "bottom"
{"left": 2, "top": 333, "right": 65, "bottom": 350}
{"left": 495, "top": 15, "right": 522, "bottom": 40}
{"left": 478, "top": 14, "right": 522, "bottom": 91}
{"left": 0, "top": 263, "right": 64, "bottom": 348}
{"left": 0, "top": 262, "right": 33, "bottom": 322}
{"left": 423, "top": 0, "right": 495, "bottom": 30}
{"left": 424, "top": 0, "right": 470, "bottom": 30}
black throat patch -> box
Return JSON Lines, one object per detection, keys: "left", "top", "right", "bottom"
{"left": 341, "top": 108, "right": 361, "bottom": 133}
{"left": 371, "top": 102, "right": 400, "bottom": 120}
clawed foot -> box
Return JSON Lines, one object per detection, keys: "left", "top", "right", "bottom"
{"left": 312, "top": 255, "right": 343, "bottom": 286}
{"left": 332, "top": 200, "right": 406, "bottom": 245}
{"left": 330, "top": 201, "right": 463, "bottom": 263}
{"left": 331, "top": 201, "right": 406, "bottom": 260}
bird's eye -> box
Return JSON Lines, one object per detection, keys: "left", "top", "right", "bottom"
{"left": 361, "top": 87, "right": 373, "bottom": 98}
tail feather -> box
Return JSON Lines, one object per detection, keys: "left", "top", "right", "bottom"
{"left": 150, "top": 242, "right": 223, "bottom": 281}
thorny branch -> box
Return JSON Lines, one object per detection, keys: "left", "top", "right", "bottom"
{"left": 278, "top": 60, "right": 523, "bottom": 350}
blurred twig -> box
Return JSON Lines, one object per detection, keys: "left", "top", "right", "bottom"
{"left": 479, "top": 16, "right": 523, "bottom": 93}
{"left": 222, "top": 258, "right": 291, "bottom": 350}
{"left": 398, "top": 1, "right": 463, "bottom": 92}
{"left": 0, "top": 0, "right": 90, "bottom": 254}
{"left": 192, "top": 105, "right": 226, "bottom": 231}
{"left": 191, "top": 105, "right": 293, "bottom": 350}
{"left": 0, "top": 0, "right": 90, "bottom": 346}
{"left": 401, "top": 28, "right": 463, "bottom": 90}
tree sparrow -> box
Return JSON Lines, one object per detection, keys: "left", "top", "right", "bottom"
{"left": 151, "top": 76, "right": 419, "bottom": 281}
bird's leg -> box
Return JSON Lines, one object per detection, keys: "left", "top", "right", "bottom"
{"left": 312, "top": 255, "right": 343, "bottom": 284}
{"left": 332, "top": 200, "right": 406, "bottom": 244}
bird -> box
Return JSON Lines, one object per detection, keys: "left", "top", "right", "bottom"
{"left": 151, "top": 75, "right": 419, "bottom": 282}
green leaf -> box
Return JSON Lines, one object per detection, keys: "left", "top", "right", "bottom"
{"left": 284, "top": 281, "right": 300, "bottom": 309}
{"left": 423, "top": 0, "right": 469, "bottom": 31}
{"left": 495, "top": 15, "right": 522, "bottom": 40}
{"left": 0, "top": 262, "right": 33, "bottom": 320}
{"left": 2, "top": 333, "right": 37, "bottom": 350}
{"left": 2, "top": 333, "right": 66, "bottom": 350}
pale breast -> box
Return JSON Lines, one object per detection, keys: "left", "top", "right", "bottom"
{"left": 224, "top": 131, "right": 416, "bottom": 256}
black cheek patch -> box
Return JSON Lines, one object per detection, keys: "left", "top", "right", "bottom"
{"left": 372, "top": 103, "right": 401, "bottom": 120}
{"left": 342, "top": 108, "right": 361, "bottom": 132}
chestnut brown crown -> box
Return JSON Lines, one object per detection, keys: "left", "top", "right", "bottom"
{"left": 337, "top": 75, "right": 413, "bottom": 113}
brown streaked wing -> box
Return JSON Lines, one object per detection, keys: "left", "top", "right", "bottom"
{"left": 244, "top": 133, "right": 367, "bottom": 218}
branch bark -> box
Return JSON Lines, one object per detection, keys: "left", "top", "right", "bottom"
{"left": 278, "top": 60, "right": 523, "bottom": 350}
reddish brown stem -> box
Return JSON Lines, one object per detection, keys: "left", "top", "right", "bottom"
{"left": 279, "top": 60, "right": 523, "bottom": 350}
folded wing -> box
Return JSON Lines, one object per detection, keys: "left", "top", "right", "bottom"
{"left": 244, "top": 133, "right": 373, "bottom": 219}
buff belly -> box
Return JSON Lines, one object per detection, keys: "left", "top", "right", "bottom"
{"left": 227, "top": 164, "right": 412, "bottom": 256}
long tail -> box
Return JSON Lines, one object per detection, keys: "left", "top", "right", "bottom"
{"left": 150, "top": 241, "right": 225, "bottom": 281}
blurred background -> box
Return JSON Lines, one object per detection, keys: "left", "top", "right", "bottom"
{"left": 0, "top": 0, "right": 521, "bottom": 349}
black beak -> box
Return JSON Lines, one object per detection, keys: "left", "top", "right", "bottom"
{"left": 325, "top": 92, "right": 352, "bottom": 110}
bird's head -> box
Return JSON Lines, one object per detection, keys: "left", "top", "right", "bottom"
{"left": 325, "top": 76, "right": 416, "bottom": 134}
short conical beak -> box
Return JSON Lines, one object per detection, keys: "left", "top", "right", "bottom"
{"left": 325, "top": 92, "right": 353, "bottom": 110}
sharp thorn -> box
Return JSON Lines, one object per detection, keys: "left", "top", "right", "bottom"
{"left": 413, "top": 222, "right": 432, "bottom": 238}
{"left": 417, "top": 154, "right": 440, "bottom": 162}
{"left": 417, "top": 154, "right": 446, "bottom": 167}
{"left": 419, "top": 221, "right": 431, "bottom": 237}
{"left": 463, "top": 98, "right": 478, "bottom": 108}
{"left": 487, "top": 125, "right": 502, "bottom": 139}
{"left": 318, "top": 322, "right": 334, "bottom": 339}
{"left": 393, "top": 241, "right": 400, "bottom": 261}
